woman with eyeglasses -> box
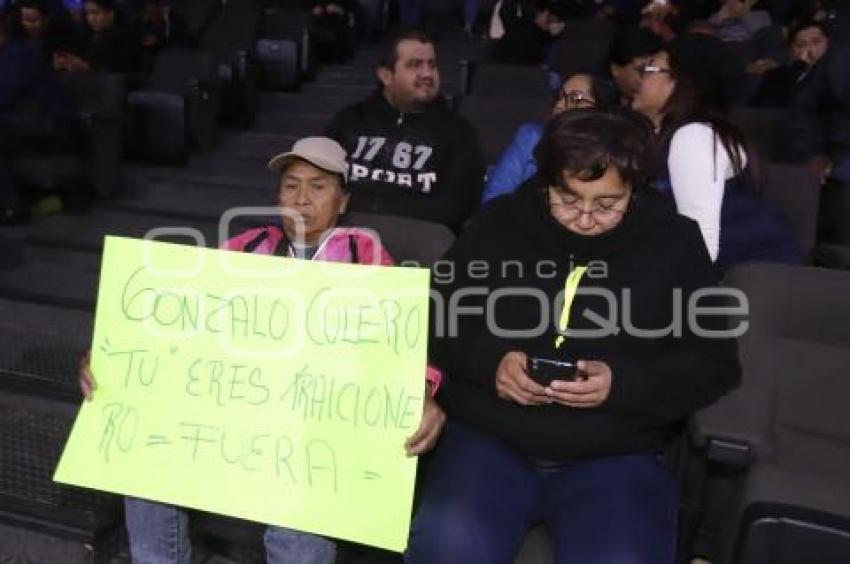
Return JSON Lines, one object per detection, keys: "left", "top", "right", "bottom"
{"left": 481, "top": 73, "right": 619, "bottom": 202}
{"left": 406, "top": 109, "right": 740, "bottom": 564}
{"left": 630, "top": 46, "right": 801, "bottom": 270}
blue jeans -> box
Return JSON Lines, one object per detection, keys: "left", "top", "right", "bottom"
{"left": 405, "top": 422, "right": 679, "bottom": 564}
{"left": 124, "top": 498, "right": 336, "bottom": 564}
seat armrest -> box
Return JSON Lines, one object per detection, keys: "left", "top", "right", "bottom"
{"left": 689, "top": 391, "right": 771, "bottom": 468}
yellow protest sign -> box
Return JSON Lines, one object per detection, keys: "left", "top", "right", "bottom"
{"left": 54, "top": 236, "right": 430, "bottom": 552}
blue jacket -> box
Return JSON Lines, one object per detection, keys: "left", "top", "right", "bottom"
{"left": 482, "top": 122, "right": 543, "bottom": 203}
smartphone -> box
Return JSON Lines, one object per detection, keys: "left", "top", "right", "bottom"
{"left": 526, "top": 357, "right": 579, "bottom": 386}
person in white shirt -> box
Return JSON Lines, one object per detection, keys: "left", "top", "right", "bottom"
{"left": 629, "top": 46, "right": 800, "bottom": 269}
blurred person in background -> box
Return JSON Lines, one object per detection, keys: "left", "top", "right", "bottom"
{"left": 52, "top": 0, "right": 137, "bottom": 73}
{"left": 137, "top": 0, "right": 193, "bottom": 71}
{"left": 9, "top": 0, "right": 75, "bottom": 61}
{"left": 483, "top": 73, "right": 620, "bottom": 201}
{"left": 1, "top": 7, "right": 75, "bottom": 224}
{"left": 631, "top": 45, "right": 800, "bottom": 269}
{"left": 325, "top": 30, "right": 485, "bottom": 231}
{"left": 312, "top": 0, "right": 356, "bottom": 63}
{"left": 492, "top": 0, "right": 565, "bottom": 65}
{"left": 609, "top": 25, "right": 664, "bottom": 103}
{"left": 751, "top": 20, "right": 829, "bottom": 107}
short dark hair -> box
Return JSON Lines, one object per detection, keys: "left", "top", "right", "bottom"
{"left": 609, "top": 26, "right": 664, "bottom": 67}
{"left": 535, "top": 109, "right": 654, "bottom": 189}
{"left": 377, "top": 29, "right": 435, "bottom": 70}
{"left": 84, "top": 0, "right": 117, "bottom": 10}
{"left": 789, "top": 20, "right": 829, "bottom": 44}
{"left": 18, "top": 0, "right": 49, "bottom": 14}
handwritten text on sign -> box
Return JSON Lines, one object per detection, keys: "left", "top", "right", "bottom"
{"left": 54, "top": 236, "right": 430, "bottom": 552}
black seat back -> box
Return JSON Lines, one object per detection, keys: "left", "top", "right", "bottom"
{"left": 148, "top": 48, "right": 217, "bottom": 94}
{"left": 459, "top": 95, "right": 549, "bottom": 164}
{"left": 469, "top": 63, "right": 550, "bottom": 99}
{"left": 58, "top": 72, "right": 125, "bottom": 117}
{"left": 731, "top": 107, "right": 788, "bottom": 163}
{"left": 342, "top": 212, "right": 455, "bottom": 267}
{"left": 261, "top": 7, "right": 312, "bottom": 40}
{"left": 758, "top": 163, "right": 820, "bottom": 258}
{"left": 172, "top": 0, "right": 221, "bottom": 38}
{"left": 200, "top": 0, "right": 263, "bottom": 62}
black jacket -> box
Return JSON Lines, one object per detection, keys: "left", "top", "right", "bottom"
{"left": 492, "top": 0, "right": 552, "bottom": 65}
{"left": 751, "top": 60, "right": 810, "bottom": 108}
{"left": 324, "top": 92, "right": 485, "bottom": 231}
{"left": 787, "top": 43, "right": 850, "bottom": 160}
{"left": 430, "top": 184, "right": 741, "bottom": 461}
{"left": 78, "top": 25, "right": 138, "bottom": 73}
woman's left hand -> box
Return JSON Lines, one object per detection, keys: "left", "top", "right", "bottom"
{"left": 545, "top": 360, "right": 612, "bottom": 408}
{"left": 405, "top": 394, "right": 446, "bottom": 457}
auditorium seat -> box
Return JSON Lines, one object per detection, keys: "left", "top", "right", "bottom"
{"left": 257, "top": 7, "right": 314, "bottom": 90}
{"left": 730, "top": 108, "right": 789, "bottom": 163}
{"left": 691, "top": 262, "right": 850, "bottom": 563}
{"left": 200, "top": 0, "right": 264, "bottom": 127}
{"left": 468, "top": 62, "right": 551, "bottom": 100}
{"left": 459, "top": 94, "right": 549, "bottom": 164}
{"left": 342, "top": 212, "right": 455, "bottom": 267}
{"left": 172, "top": 0, "right": 221, "bottom": 40}
{"left": 759, "top": 163, "right": 820, "bottom": 258}
{"left": 128, "top": 48, "right": 222, "bottom": 163}
{"left": 10, "top": 72, "right": 126, "bottom": 201}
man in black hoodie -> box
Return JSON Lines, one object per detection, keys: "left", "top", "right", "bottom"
{"left": 324, "top": 30, "right": 485, "bottom": 232}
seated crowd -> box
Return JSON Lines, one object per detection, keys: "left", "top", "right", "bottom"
{"left": 0, "top": 0, "right": 847, "bottom": 561}
{"left": 0, "top": 0, "right": 361, "bottom": 223}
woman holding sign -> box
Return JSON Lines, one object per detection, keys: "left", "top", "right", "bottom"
{"left": 406, "top": 110, "right": 741, "bottom": 564}
{"left": 80, "top": 137, "right": 446, "bottom": 564}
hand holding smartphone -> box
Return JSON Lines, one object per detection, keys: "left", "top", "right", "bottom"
{"left": 526, "top": 357, "right": 583, "bottom": 387}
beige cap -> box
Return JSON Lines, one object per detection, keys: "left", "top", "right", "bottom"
{"left": 267, "top": 136, "right": 349, "bottom": 182}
